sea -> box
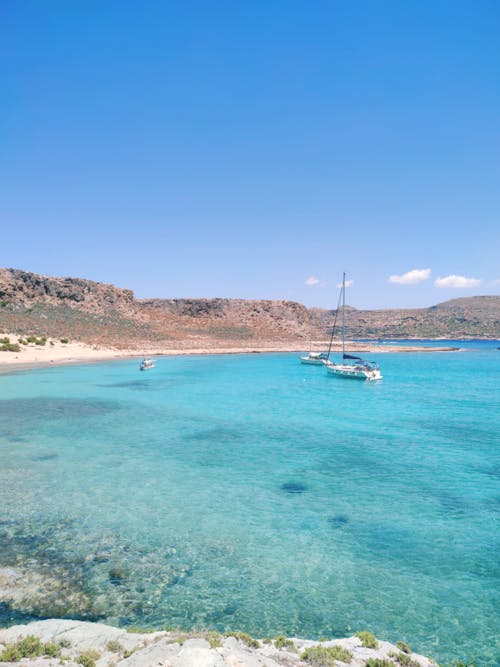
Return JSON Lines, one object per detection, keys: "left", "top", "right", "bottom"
{"left": 0, "top": 341, "right": 499, "bottom": 665}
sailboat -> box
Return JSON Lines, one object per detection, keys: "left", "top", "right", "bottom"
{"left": 300, "top": 314, "right": 329, "bottom": 365}
{"left": 325, "top": 273, "right": 382, "bottom": 381}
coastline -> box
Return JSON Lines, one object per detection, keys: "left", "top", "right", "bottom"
{"left": 0, "top": 618, "right": 437, "bottom": 667}
{"left": 0, "top": 333, "right": 462, "bottom": 374}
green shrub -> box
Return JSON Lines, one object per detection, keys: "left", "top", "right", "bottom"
{"left": 356, "top": 631, "right": 379, "bottom": 649}
{"left": 26, "top": 335, "right": 37, "bottom": 343}
{"left": 301, "top": 644, "right": 353, "bottom": 665}
{"left": 0, "top": 342, "right": 20, "bottom": 352}
{"left": 76, "top": 650, "right": 100, "bottom": 667}
{"left": 18, "top": 338, "right": 28, "bottom": 345}
{"left": 60, "top": 338, "right": 69, "bottom": 344}
{"left": 122, "top": 648, "right": 136, "bottom": 658}
{"left": 365, "top": 660, "right": 394, "bottom": 667}
{"left": 105, "top": 640, "right": 123, "bottom": 653}
{"left": 225, "top": 631, "right": 259, "bottom": 648}
{"left": 274, "top": 635, "right": 295, "bottom": 650}
{"left": 206, "top": 631, "right": 222, "bottom": 648}
{"left": 44, "top": 643, "right": 61, "bottom": 657}
{"left": 396, "top": 642, "right": 411, "bottom": 654}
{"left": 0, "top": 636, "right": 62, "bottom": 661}
{"left": 389, "top": 651, "right": 421, "bottom": 667}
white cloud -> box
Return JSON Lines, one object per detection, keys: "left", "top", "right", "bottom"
{"left": 336, "top": 279, "right": 354, "bottom": 288}
{"left": 305, "top": 276, "right": 321, "bottom": 286}
{"left": 388, "top": 268, "right": 431, "bottom": 285}
{"left": 435, "top": 275, "right": 481, "bottom": 288}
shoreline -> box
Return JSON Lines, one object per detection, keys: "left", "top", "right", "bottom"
{"left": 0, "top": 334, "right": 464, "bottom": 374}
{"left": 0, "top": 618, "right": 438, "bottom": 667}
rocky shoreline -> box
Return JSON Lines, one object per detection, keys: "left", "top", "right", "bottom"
{"left": 0, "top": 619, "right": 438, "bottom": 667}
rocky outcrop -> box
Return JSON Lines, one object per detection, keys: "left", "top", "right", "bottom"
{"left": 0, "top": 619, "right": 437, "bottom": 667}
{"left": 0, "top": 269, "right": 136, "bottom": 315}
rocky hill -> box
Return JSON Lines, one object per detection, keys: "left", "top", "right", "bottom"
{"left": 0, "top": 268, "right": 498, "bottom": 348}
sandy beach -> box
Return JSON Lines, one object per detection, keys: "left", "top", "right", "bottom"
{"left": 0, "top": 332, "right": 462, "bottom": 374}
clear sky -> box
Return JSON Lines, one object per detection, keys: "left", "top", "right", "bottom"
{"left": 1, "top": 1, "right": 499, "bottom": 309}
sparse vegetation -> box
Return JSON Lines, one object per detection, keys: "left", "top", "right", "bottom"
{"left": 0, "top": 636, "right": 62, "bottom": 661}
{"left": 206, "top": 631, "right": 222, "bottom": 648}
{"left": 225, "top": 631, "right": 259, "bottom": 648}
{"left": 105, "top": 640, "right": 123, "bottom": 653}
{"left": 365, "top": 660, "right": 394, "bottom": 667}
{"left": 76, "top": 649, "right": 100, "bottom": 667}
{"left": 122, "top": 648, "right": 136, "bottom": 659}
{"left": 60, "top": 337, "right": 69, "bottom": 343}
{"left": 389, "top": 651, "right": 420, "bottom": 667}
{"left": 396, "top": 642, "right": 411, "bottom": 654}
{"left": 274, "top": 635, "right": 295, "bottom": 650}
{"left": 356, "top": 631, "right": 379, "bottom": 649}
{"left": 301, "top": 644, "right": 353, "bottom": 665}
{"left": 126, "top": 626, "right": 154, "bottom": 633}
{"left": 0, "top": 339, "right": 20, "bottom": 351}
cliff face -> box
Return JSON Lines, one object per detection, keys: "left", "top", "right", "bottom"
{"left": 0, "top": 269, "right": 136, "bottom": 314}
{"left": 0, "top": 268, "right": 499, "bottom": 346}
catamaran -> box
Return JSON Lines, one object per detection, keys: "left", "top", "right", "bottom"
{"left": 325, "top": 273, "right": 382, "bottom": 381}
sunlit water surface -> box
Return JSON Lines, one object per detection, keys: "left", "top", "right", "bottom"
{"left": 0, "top": 346, "right": 499, "bottom": 665}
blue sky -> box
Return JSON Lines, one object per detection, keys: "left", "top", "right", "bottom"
{"left": 1, "top": 1, "right": 499, "bottom": 309}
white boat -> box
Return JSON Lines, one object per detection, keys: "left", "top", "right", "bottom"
{"left": 139, "top": 358, "right": 155, "bottom": 371}
{"left": 299, "top": 312, "right": 331, "bottom": 365}
{"left": 325, "top": 273, "right": 382, "bottom": 381}
{"left": 300, "top": 351, "right": 329, "bottom": 365}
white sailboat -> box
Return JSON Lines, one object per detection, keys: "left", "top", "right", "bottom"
{"left": 299, "top": 313, "right": 330, "bottom": 365}
{"left": 325, "top": 273, "right": 382, "bottom": 381}
{"left": 300, "top": 351, "right": 330, "bottom": 365}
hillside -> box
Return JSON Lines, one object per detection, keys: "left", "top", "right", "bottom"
{"left": 0, "top": 268, "right": 499, "bottom": 348}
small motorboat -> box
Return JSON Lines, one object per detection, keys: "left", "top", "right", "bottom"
{"left": 139, "top": 358, "right": 155, "bottom": 371}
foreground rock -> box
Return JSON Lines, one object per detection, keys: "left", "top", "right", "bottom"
{"left": 0, "top": 619, "right": 437, "bottom": 667}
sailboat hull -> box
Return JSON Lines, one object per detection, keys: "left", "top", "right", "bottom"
{"left": 326, "top": 363, "right": 382, "bottom": 381}
{"left": 300, "top": 356, "right": 327, "bottom": 365}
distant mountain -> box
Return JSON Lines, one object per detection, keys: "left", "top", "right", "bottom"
{"left": 0, "top": 268, "right": 498, "bottom": 347}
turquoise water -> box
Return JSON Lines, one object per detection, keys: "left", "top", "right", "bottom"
{"left": 0, "top": 349, "right": 499, "bottom": 665}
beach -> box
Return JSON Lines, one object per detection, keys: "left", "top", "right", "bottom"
{"left": 0, "top": 332, "right": 461, "bottom": 373}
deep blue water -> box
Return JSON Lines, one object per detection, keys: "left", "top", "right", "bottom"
{"left": 0, "top": 348, "right": 499, "bottom": 665}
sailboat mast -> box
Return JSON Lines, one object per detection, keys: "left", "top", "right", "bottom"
{"left": 342, "top": 271, "right": 346, "bottom": 359}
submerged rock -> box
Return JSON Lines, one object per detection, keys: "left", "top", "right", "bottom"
{"left": 0, "top": 566, "right": 96, "bottom": 620}
{"left": 281, "top": 482, "right": 307, "bottom": 494}
{"left": 328, "top": 514, "right": 349, "bottom": 527}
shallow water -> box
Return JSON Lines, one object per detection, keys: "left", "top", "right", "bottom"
{"left": 0, "top": 349, "right": 499, "bottom": 665}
